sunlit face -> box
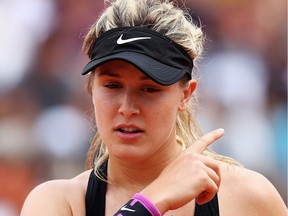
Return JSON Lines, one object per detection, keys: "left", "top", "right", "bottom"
{"left": 91, "top": 60, "right": 195, "bottom": 163}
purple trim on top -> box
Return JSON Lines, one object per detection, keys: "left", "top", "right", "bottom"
{"left": 133, "top": 193, "right": 162, "bottom": 216}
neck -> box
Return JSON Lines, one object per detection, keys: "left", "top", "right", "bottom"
{"left": 107, "top": 142, "right": 182, "bottom": 192}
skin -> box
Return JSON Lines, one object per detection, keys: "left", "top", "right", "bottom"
{"left": 21, "top": 61, "right": 287, "bottom": 216}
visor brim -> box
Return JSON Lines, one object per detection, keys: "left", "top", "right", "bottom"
{"left": 82, "top": 52, "right": 188, "bottom": 86}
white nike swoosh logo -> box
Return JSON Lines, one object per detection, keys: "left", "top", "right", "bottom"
{"left": 120, "top": 205, "right": 136, "bottom": 212}
{"left": 117, "top": 34, "right": 151, "bottom": 44}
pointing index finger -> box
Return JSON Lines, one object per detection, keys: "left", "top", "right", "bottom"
{"left": 188, "top": 128, "right": 225, "bottom": 153}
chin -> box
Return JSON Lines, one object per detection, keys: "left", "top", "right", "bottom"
{"left": 112, "top": 147, "right": 149, "bottom": 163}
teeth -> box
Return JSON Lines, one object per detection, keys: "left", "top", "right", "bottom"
{"left": 119, "top": 127, "right": 140, "bottom": 132}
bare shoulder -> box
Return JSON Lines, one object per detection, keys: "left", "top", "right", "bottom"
{"left": 21, "top": 169, "right": 92, "bottom": 216}
{"left": 218, "top": 162, "right": 287, "bottom": 216}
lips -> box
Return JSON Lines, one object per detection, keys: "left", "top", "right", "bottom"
{"left": 114, "top": 124, "right": 144, "bottom": 141}
{"left": 114, "top": 124, "right": 144, "bottom": 134}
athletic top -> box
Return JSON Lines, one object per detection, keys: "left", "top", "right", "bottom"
{"left": 85, "top": 162, "right": 220, "bottom": 216}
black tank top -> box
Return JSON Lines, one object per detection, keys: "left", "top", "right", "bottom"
{"left": 85, "top": 162, "right": 220, "bottom": 216}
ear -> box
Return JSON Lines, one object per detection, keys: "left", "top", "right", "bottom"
{"left": 178, "top": 79, "right": 197, "bottom": 111}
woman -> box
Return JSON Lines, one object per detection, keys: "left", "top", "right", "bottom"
{"left": 21, "top": 0, "right": 287, "bottom": 215}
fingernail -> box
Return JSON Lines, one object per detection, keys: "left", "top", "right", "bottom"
{"left": 217, "top": 128, "right": 225, "bottom": 134}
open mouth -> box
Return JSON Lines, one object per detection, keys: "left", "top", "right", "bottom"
{"left": 117, "top": 127, "right": 144, "bottom": 133}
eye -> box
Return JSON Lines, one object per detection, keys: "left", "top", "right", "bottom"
{"left": 143, "top": 87, "right": 160, "bottom": 93}
{"left": 104, "top": 82, "right": 121, "bottom": 89}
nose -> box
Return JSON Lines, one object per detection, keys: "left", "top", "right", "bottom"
{"left": 118, "top": 92, "right": 140, "bottom": 117}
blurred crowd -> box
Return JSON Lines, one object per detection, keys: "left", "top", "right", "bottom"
{"left": 0, "top": 0, "right": 286, "bottom": 215}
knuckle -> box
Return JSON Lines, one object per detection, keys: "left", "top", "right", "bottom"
{"left": 198, "top": 133, "right": 214, "bottom": 143}
{"left": 182, "top": 150, "right": 198, "bottom": 161}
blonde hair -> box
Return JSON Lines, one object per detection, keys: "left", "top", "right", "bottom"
{"left": 83, "top": 0, "right": 241, "bottom": 174}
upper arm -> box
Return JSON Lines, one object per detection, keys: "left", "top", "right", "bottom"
{"left": 219, "top": 164, "right": 287, "bottom": 216}
{"left": 249, "top": 172, "right": 287, "bottom": 216}
{"left": 20, "top": 180, "right": 73, "bottom": 216}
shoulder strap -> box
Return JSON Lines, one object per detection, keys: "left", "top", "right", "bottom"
{"left": 194, "top": 194, "right": 220, "bottom": 216}
{"left": 85, "top": 162, "right": 108, "bottom": 216}
{"left": 85, "top": 162, "right": 219, "bottom": 216}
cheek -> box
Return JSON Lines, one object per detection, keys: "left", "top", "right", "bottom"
{"left": 92, "top": 92, "right": 116, "bottom": 127}
{"left": 146, "top": 105, "right": 178, "bottom": 148}
{"left": 148, "top": 99, "right": 179, "bottom": 130}
{"left": 92, "top": 88, "right": 117, "bottom": 110}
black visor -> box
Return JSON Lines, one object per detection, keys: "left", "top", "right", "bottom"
{"left": 82, "top": 27, "right": 193, "bottom": 86}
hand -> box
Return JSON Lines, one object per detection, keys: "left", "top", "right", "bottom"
{"left": 141, "top": 128, "right": 224, "bottom": 214}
